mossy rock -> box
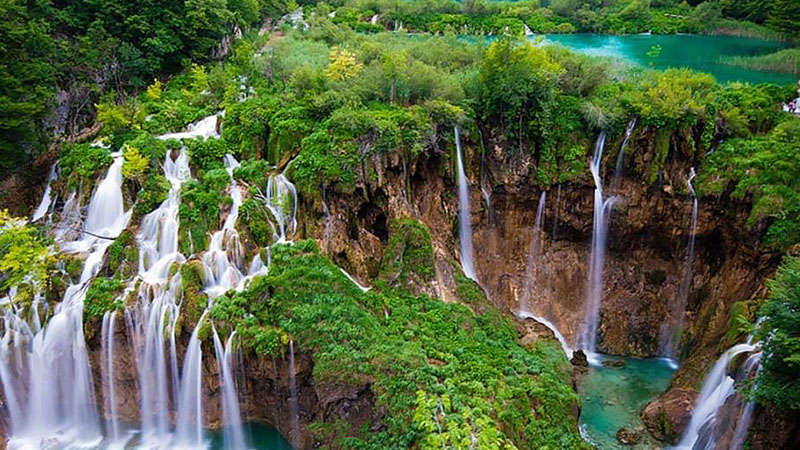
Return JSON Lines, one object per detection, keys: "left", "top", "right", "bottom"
{"left": 180, "top": 260, "right": 208, "bottom": 332}
{"left": 377, "top": 217, "right": 435, "bottom": 293}
{"left": 107, "top": 230, "right": 139, "bottom": 279}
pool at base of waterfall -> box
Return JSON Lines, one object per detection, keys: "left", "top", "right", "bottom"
{"left": 208, "top": 423, "right": 293, "bottom": 450}
{"left": 23, "top": 423, "right": 295, "bottom": 450}
{"left": 578, "top": 356, "right": 677, "bottom": 449}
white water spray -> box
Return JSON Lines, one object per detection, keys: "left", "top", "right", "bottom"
{"left": 675, "top": 343, "right": 757, "bottom": 449}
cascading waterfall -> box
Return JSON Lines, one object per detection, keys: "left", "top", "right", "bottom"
{"left": 579, "top": 131, "right": 616, "bottom": 358}
{"left": 661, "top": 168, "right": 699, "bottom": 358}
{"left": 203, "top": 155, "right": 246, "bottom": 298}
{"left": 454, "top": 127, "right": 476, "bottom": 281}
{"left": 1, "top": 154, "right": 130, "bottom": 449}
{"left": 521, "top": 191, "right": 547, "bottom": 312}
{"left": 612, "top": 117, "right": 637, "bottom": 190}
{"left": 213, "top": 329, "right": 248, "bottom": 450}
{"left": 263, "top": 169, "right": 298, "bottom": 244}
{"left": 729, "top": 351, "right": 762, "bottom": 450}
{"left": 675, "top": 342, "right": 758, "bottom": 449}
{"left": 31, "top": 162, "right": 58, "bottom": 222}
{"left": 518, "top": 311, "right": 573, "bottom": 359}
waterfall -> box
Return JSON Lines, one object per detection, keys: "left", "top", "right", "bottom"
{"left": 729, "top": 352, "right": 762, "bottom": 450}
{"left": 675, "top": 343, "right": 757, "bottom": 449}
{"left": 524, "top": 24, "right": 534, "bottom": 36}
{"left": 370, "top": 14, "right": 379, "bottom": 25}
{"left": 518, "top": 311, "right": 573, "bottom": 359}
{"left": 174, "top": 313, "right": 207, "bottom": 449}
{"left": 101, "top": 311, "right": 121, "bottom": 445}
{"left": 579, "top": 132, "right": 616, "bottom": 358}
{"left": 454, "top": 127, "right": 476, "bottom": 281}
{"left": 158, "top": 113, "right": 220, "bottom": 141}
{"left": 612, "top": 117, "right": 637, "bottom": 190}
{"left": 288, "top": 339, "right": 300, "bottom": 448}
{"left": 264, "top": 170, "right": 298, "bottom": 243}
{"left": 1, "top": 154, "right": 130, "bottom": 449}
{"left": 521, "top": 191, "right": 547, "bottom": 312}
{"left": 213, "top": 329, "right": 248, "bottom": 450}
{"left": 31, "top": 162, "right": 58, "bottom": 222}
{"left": 203, "top": 155, "right": 245, "bottom": 298}
{"left": 661, "top": 168, "right": 699, "bottom": 358}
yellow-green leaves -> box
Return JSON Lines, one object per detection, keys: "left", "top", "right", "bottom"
{"left": 325, "top": 48, "right": 363, "bottom": 82}
{"left": 0, "top": 210, "right": 53, "bottom": 291}
{"left": 121, "top": 144, "right": 148, "bottom": 181}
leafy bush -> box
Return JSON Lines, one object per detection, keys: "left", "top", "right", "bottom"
{"left": 756, "top": 256, "right": 800, "bottom": 411}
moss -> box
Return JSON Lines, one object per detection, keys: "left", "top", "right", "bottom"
{"left": 107, "top": 230, "right": 138, "bottom": 279}
{"left": 649, "top": 129, "right": 671, "bottom": 185}
{"left": 450, "top": 259, "right": 489, "bottom": 307}
{"left": 180, "top": 260, "right": 208, "bottom": 330}
{"left": 84, "top": 277, "right": 124, "bottom": 320}
{"left": 723, "top": 300, "right": 758, "bottom": 347}
{"left": 377, "top": 217, "right": 435, "bottom": 291}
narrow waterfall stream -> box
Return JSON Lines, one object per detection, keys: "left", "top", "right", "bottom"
{"left": 454, "top": 126, "right": 476, "bottom": 281}
{"left": 30, "top": 162, "right": 58, "bottom": 222}
{"left": 580, "top": 131, "right": 616, "bottom": 359}
{"left": 661, "top": 168, "right": 699, "bottom": 359}
{"left": 521, "top": 191, "right": 547, "bottom": 312}
{"left": 612, "top": 117, "right": 637, "bottom": 190}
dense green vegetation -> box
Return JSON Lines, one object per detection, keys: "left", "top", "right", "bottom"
{"left": 211, "top": 238, "right": 588, "bottom": 448}
{"left": 0, "top": 0, "right": 293, "bottom": 176}
{"left": 319, "top": 0, "right": 800, "bottom": 38}
{"left": 756, "top": 256, "right": 800, "bottom": 411}
{"left": 2, "top": 1, "right": 800, "bottom": 443}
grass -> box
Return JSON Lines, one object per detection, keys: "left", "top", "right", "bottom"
{"left": 722, "top": 48, "right": 800, "bottom": 76}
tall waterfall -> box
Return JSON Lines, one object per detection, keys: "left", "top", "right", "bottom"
{"left": 1, "top": 154, "right": 130, "bottom": 449}
{"left": 675, "top": 342, "right": 758, "bottom": 449}
{"left": 175, "top": 312, "right": 207, "bottom": 449}
{"left": 101, "top": 311, "right": 121, "bottom": 445}
{"left": 213, "top": 329, "right": 248, "bottom": 450}
{"left": 521, "top": 191, "right": 547, "bottom": 312}
{"left": 661, "top": 168, "right": 699, "bottom": 358}
{"left": 454, "top": 127, "right": 476, "bottom": 281}
{"left": 579, "top": 132, "right": 615, "bottom": 357}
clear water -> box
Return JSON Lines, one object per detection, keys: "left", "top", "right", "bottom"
{"left": 541, "top": 34, "right": 795, "bottom": 85}
{"left": 579, "top": 356, "right": 676, "bottom": 449}
{"left": 208, "top": 423, "right": 293, "bottom": 450}
{"left": 101, "top": 423, "right": 292, "bottom": 449}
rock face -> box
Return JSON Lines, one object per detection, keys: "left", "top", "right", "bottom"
{"left": 641, "top": 388, "right": 697, "bottom": 443}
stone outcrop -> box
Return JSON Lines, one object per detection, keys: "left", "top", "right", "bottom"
{"left": 641, "top": 388, "right": 697, "bottom": 442}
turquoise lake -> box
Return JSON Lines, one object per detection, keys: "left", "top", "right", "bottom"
{"left": 541, "top": 34, "right": 796, "bottom": 85}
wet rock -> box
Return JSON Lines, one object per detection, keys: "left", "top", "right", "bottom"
{"left": 616, "top": 427, "right": 642, "bottom": 445}
{"left": 571, "top": 349, "right": 589, "bottom": 367}
{"left": 641, "top": 388, "right": 697, "bottom": 443}
{"left": 602, "top": 359, "right": 627, "bottom": 369}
